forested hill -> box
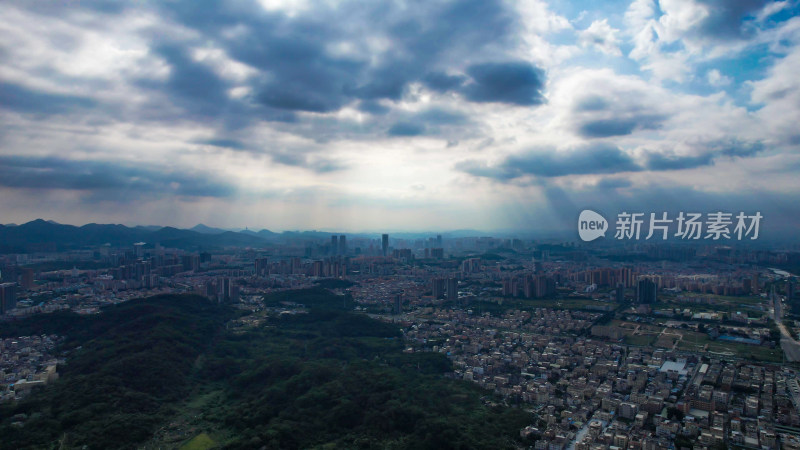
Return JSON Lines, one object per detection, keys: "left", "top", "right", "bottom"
{"left": 0, "top": 295, "right": 234, "bottom": 449}
{"left": 0, "top": 291, "right": 531, "bottom": 449}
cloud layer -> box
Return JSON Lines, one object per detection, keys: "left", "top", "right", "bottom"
{"left": 0, "top": 0, "right": 798, "bottom": 237}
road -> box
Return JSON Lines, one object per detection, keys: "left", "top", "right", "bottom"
{"left": 772, "top": 288, "right": 800, "bottom": 362}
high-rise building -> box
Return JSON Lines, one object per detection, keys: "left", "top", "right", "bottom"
{"left": 436, "top": 234, "right": 443, "bottom": 248}
{"left": 0, "top": 283, "right": 17, "bottom": 314}
{"left": 218, "top": 277, "right": 231, "bottom": 302}
{"left": 789, "top": 278, "right": 799, "bottom": 315}
{"left": 182, "top": 254, "right": 200, "bottom": 272}
{"left": 502, "top": 278, "right": 517, "bottom": 297}
{"left": 331, "top": 235, "right": 339, "bottom": 255}
{"left": 616, "top": 283, "right": 625, "bottom": 304}
{"left": 214, "top": 277, "right": 239, "bottom": 303}
{"left": 432, "top": 278, "right": 445, "bottom": 299}
{"left": 431, "top": 248, "right": 444, "bottom": 259}
{"left": 255, "top": 258, "right": 269, "bottom": 277}
{"left": 338, "top": 235, "right": 346, "bottom": 255}
{"left": 523, "top": 276, "right": 535, "bottom": 298}
{"left": 312, "top": 260, "right": 324, "bottom": 277}
{"left": 446, "top": 278, "right": 458, "bottom": 301}
{"left": 461, "top": 258, "right": 480, "bottom": 274}
{"left": 20, "top": 268, "right": 34, "bottom": 290}
{"left": 534, "top": 274, "right": 555, "bottom": 298}
{"left": 394, "top": 294, "right": 402, "bottom": 315}
{"left": 752, "top": 273, "right": 760, "bottom": 295}
{"left": 637, "top": 278, "right": 657, "bottom": 304}
{"left": 382, "top": 234, "right": 389, "bottom": 256}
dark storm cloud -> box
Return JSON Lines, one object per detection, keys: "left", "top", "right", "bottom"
{"left": 357, "top": 100, "right": 391, "bottom": 115}
{"left": 692, "top": 0, "right": 767, "bottom": 41}
{"left": 457, "top": 144, "right": 642, "bottom": 180}
{"left": 6, "top": 0, "right": 127, "bottom": 17}
{"left": 0, "top": 156, "right": 235, "bottom": 198}
{"left": 463, "top": 138, "right": 768, "bottom": 180}
{"left": 715, "top": 139, "right": 764, "bottom": 157}
{"left": 388, "top": 121, "right": 426, "bottom": 136}
{"left": 572, "top": 92, "right": 666, "bottom": 138}
{"left": 196, "top": 138, "right": 248, "bottom": 150}
{"left": 644, "top": 139, "right": 765, "bottom": 170}
{"left": 503, "top": 145, "right": 640, "bottom": 177}
{"left": 151, "top": 0, "right": 531, "bottom": 117}
{"left": 460, "top": 138, "right": 769, "bottom": 181}
{"left": 0, "top": 82, "right": 96, "bottom": 116}
{"left": 268, "top": 150, "right": 346, "bottom": 173}
{"left": 135, "top": 43, "right": 259, "bottom": 129}
{"left": 422, "top": 72, "right": 468, "bottom": 92}
{"left": 461, "top": 62, "right": 546, "bottom": 105}
{"left": 154, "top": 44, "right": 229, "bottom": 109}
{"left": 575, "top": 95, "right": 609, "bottom": 111}
{"left": 2, "top": 0, "right": 546, "bottom": 161}
{"left": 578, "top": 116, "right": 664, "bottom": 138}
{"left": 645, "top": 152, "right": 715, "bottom": 170}
{"left": 131, "top": 39, "right": 300, "bottom": 128}
{"left": 386, "top": 107, "right": 470, "bottom": 137}
{"left": 414, "top": 108, "right": 469, "bottom": 125}
{"left": 595, "top": 177, "right": 633, "bottom": 189}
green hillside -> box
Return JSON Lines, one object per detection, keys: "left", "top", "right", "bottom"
{"left": 0, "top": 291, "right": 530, "bottom": 449}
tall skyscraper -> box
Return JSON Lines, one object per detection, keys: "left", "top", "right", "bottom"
{"left": 446, "top": 278, "right": 458, "bottom": 301}
{"left": 0, "top": 283, "right": 17, "bottom": 315}
{"left": 616, "top": 283, "right": 624, "bottom": 304}
{"left": 255, "top": 257, "right": 269, "bottom": 277}
{"left": 789, "top": 278, "right": 798, "bottom": 315}
{"left": 331, "top": 235, "right": 339, "bottom": 255}
{"left": 636, "top": 278, "right": 657, "bottom": 304}
{"left": 338, "top": 235, "right": 346, "bottom": 255}
{"left": 432, "top": 278, "right": 445, "bottom": 299}
{"left": 752, "top": 273, "right": 760, "bottom": 295}
{"left": 382, "top": 234, "right": 389, "bottom": 256}
{"left": 20, "top": 268, "right": 34, "bottom": 290}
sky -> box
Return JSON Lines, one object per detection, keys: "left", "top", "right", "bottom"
{"left": 0, "top": 0, "right": 799, "bottom": 237}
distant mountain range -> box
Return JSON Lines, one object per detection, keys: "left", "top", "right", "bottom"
{"left": 0, "top": 219, "right": 273, "bottom": 252}
{"left": 190, "top": 223, "right": 231, "bottom": 234}
{"left": 0, "top": 219, "right": 527, "bottom": 253}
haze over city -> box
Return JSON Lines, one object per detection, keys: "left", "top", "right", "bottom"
{"left": 1, "top": 0, "right": 798, "bottom": 237}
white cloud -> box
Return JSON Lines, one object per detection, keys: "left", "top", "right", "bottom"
{"left": 656, "top": 0, "right": 710, "bottom": 47}
{"left": 757, "top": 1, "right": 790, "bottom": 22}
{"left": 707, "top": 69, "right": 731, "bottom": 87}
{"left": 750, "top": 46, "right": 800, "bottom": 145}
{"left": 511, "top": 0, "right": 579, "bottom": 66}
{"left": 580, "top": 19, "right": 622, "bottom": 56}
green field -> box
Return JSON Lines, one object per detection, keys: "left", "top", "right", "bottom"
{"left": 674, "top": 333, "right": 781, "bottom": 362}
{"left": 625, "top": 334, "right": 655, "bottom": 346}
{"left": 180, "top": 433, "right": 216, "bottom": 450}
{"left": 611, "top": 319, "right": 781, "bottom": 362}
{"left": 480, "top": 297, "right": 616, "bottom": 314}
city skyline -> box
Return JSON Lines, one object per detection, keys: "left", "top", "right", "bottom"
{"left": 0, "top": 0, "right": 799, "bottom": 236}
